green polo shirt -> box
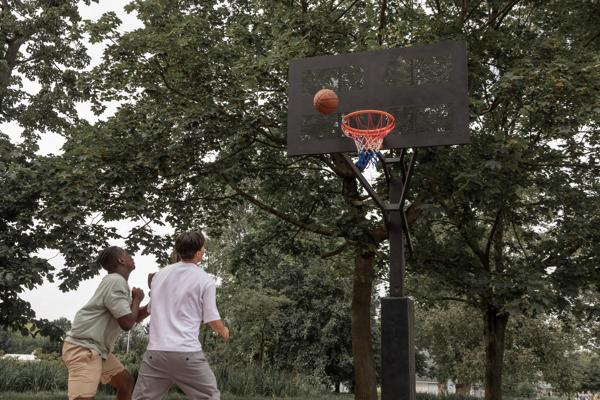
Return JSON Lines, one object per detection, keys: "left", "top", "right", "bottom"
{"left": 65, "top": 273, "right": 132, "bottom": 359}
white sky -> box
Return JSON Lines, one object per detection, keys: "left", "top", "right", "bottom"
{"left": 9, "top": 2, "right": 161, "bottom": 321}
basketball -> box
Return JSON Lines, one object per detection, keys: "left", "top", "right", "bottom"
{"left": 313, "top": 89, "right": 339, "bottom": 115}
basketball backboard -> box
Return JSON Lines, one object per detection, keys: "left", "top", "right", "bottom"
{"left": 287, "top": 41, "right": 469, "bottom": 156}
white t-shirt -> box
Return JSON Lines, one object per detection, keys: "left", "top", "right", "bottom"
{"left": 147, "top": 262, "right": 221, "bottom": 352}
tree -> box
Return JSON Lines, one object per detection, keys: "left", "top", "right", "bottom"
{"left": 0, "top": 0, "right": 93, "bottom": 141}
{"left": 401, "top": 2, "right": 600, "bottom": 400}
{"left": 0, "top": 0, "right": 122, "bottom": 334}
{"left": 415, "top": 302, "right": 583, "bottom": 395}
{"left": 415, "top": 303, "right": 484, "bottom": 393}
{"left": 0, "top": 317, "right": 70, "bottom": 354}
{"left": 201, "top": 209, "right": 356, "bottom": 389}
{"left": 577, "top": 352, "right": 600, "bottom": 392}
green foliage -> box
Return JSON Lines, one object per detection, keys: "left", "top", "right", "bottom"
{"left": 0, "top": 318, "right": 69, "bottom": 354}
{"left": 400, "top": 1, "right": 600, "bottom": 398}
{"left": 415, "top": 303, "right": 484, "bottom": 386}
{"left": 0, "top": 0, "right": 119, "bottom": 333}
{"left": 416, "top": 302, "right": 584, "bottom": 393}
{"left": 406, "top": 0, "right": 600, "bottom": 316}
{"left": 575, "top": 352, "right": 600, "bottom": 392}
{"left": 202, "top": 214, "right": 356, "bottom": 388}
{"left": 0, "top": 0, "right": 94, "bottom": 139}
{"left": 112, "top": 323, "right": 149, "bottom": 360}
{"left": 0, "top": 137, "right": 53, "bottom": 334}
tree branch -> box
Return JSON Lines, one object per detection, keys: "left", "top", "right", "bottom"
{"left": 423, "top": 296, "right": 470, "bottom": 304}
{"left": 225, "top": 179, "right": 340, "bottom": 238}
{"left": 485, "top": 209, "right": 502, "bottom": 264}
{"left": 321, "top": 241, "right": 350, "bottom": 258}
{"left": 443, "top": 202, "right": 488, "bottom": 267}
{"left": 464, "top": 0, "right": 486, "bottom": 23}
{"left": 584, "top": 31, "right": 600, "bottom": 48}
{"left": 253, "top": 125, "right": 285, "bottom": 146}
{"left": 485, "top": 0, "right": 520, "bottom": 29}
{"left": 0, "top": 37, "right": 24, "bottom": 86}
{"left": 318, "top": 154, "right": 345, "bottom": 176}
{"left": 511, "top": 221, "right": 534, "bottom": 268}
{"left": 333, "top": 0, "right": 360, "bottom": 23}
{"left": 477, "top": 95, "right": 501, "bottom": 115}
{"left": 494, "top": 0, "right": 520, "bottom": 28}
{"left": 151, "top": 58, "right": 201, "bottom": 104}
{"left": 377, "top": 0, "right": 388, "bottom": 46}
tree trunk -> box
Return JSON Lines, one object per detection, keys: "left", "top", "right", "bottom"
{"left": 437, "top": 382, "right": 447, "bottom": 395}
{"left": 456, "top": 383, "right": 472, "bottom": 395}
{"left": 351, "top": 251, "right": 378, "bottom": 400}
{"left": 484, "top": 303, "right": 509, "bottom": 400}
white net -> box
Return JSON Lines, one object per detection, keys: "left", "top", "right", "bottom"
{"left": 349, "top": 135, "right": 386, "bottom": 153}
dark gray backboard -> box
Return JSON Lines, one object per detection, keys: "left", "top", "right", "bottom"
{"left": 287, "top": 41, "right": 469, "bottom": 156}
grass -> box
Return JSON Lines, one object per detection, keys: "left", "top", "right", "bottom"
{"left": 0, "top": 392, "right": 354, "bottom": 400}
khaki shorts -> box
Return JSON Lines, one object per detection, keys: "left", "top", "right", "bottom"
{"left": 62, "top": 341, "right": 125, "bottom": 400}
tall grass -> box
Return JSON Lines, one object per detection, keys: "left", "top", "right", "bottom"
{"left": 0, "top": 358, "right": 320, "bottom": 397}
{"left": 0, "top": 393, "right": 353, "bottom": 400}
{"left": 416, "top": 394, "right": 481, "bottom": 400}
{"left": 213, "top": 364, "right": 320, "bottom": 397}
{"left": 0, "top": 359, "right": 67, "bottom": 392}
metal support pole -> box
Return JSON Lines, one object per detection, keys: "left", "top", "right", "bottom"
{"left": 389, "top": 178, "right": 405, "bottom": 298}
{"left": 382, "top": 297, "right": 416, "bottom": 400}
{"left": 381, "top": 175, "right": 416, "bottom": 400}
{"left": 342, "top": 151, "right": 416, "bottom": 400}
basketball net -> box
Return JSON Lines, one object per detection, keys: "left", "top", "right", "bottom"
{"left": 341, "top": 110, "right": 396, "bottom": 170}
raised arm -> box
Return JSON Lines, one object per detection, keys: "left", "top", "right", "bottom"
{"left": 116, "top": 288, "right": 144, "bottom": 331}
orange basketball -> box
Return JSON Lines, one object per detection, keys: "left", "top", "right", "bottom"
{"left": 313, "top": 89, "right": 339, "bottom": 115}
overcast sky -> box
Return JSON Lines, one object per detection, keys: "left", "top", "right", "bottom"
{"left": 12, "top": 2, "right": 164, "bottom": 322}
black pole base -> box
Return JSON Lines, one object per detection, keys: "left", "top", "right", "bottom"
{"left": 381, "top": 297, "right": 416, "bottom": 400}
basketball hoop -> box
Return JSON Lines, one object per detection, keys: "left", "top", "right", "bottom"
{"left": 341, "top": 110, "right": 396, "bottom": 170}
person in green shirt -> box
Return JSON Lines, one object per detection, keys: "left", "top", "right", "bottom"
{"left": 62, "top": 246, "right": 149, "bottom": 400}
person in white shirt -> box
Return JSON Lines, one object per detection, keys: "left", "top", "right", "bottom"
{"left": 132, "top": 231, "right": 229, "bottom": 400}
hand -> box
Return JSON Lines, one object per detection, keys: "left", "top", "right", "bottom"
{"left": 132, "top": 287, "right": 145, "bottom": 302}
{"left": 221, "top": 326, "right": 230, "bottom": 342}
